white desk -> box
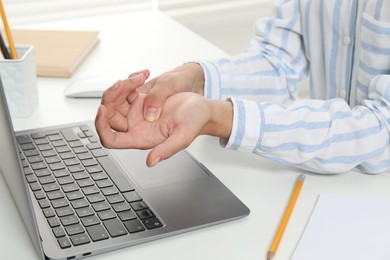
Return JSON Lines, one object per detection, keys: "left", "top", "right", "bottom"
{"left": 2, "top": 10, "right": 390, "bottom": 260}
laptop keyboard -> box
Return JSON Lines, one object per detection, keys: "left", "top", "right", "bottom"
{"left": 16, "top": 125, "right": 163, "bottom": 249}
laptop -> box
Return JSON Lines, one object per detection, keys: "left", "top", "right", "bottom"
{"left": 0, "top": 78, "right": 250, "bottom": 260}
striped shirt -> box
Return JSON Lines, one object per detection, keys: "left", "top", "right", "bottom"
{"left": 199, "top": 0, "right": 390, "bottom": 174}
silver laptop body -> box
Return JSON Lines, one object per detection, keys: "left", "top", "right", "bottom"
{"left": 0, "top": 78, "right": 250, "bottom": 260}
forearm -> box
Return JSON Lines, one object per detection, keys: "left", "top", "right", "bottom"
{"left": 200, "top": 99, "right": 233, "bottom": 140}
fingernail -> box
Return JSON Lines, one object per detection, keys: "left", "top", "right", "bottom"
{"left": 129, "top": 74, "right": 144, "bottom": 84}
{"left": 150, "top": 156, "right": 162, "bottom": 167}
{"left": 145, "top": 107, "right": 158, "bottom": 122}
{"left": 112, "top": 80, "right": 122, "bottom": 90}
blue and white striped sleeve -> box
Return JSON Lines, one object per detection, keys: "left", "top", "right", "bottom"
{"left": 198, "top": 0, "right": 390, "bottom": 174}
{"left": 225, "top": 78, "right": 390, "bottom": 174}
{"left": 199, "top": 0, "right": 308, "bottom": 105}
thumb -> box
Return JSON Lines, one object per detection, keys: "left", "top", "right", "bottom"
{"left": 143, "top": 86, "right": 172, "bottom": 122}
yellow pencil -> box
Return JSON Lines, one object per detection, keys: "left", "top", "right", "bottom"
{"left": 0, "top": 0, "right": 18, "bottom": 59}
{"left": 267, "top": 174, "right": 305, "bottom": 260}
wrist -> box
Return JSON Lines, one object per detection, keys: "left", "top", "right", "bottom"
{"left": 175, "top": 63, "right": 205, "bottom": 95}
{"left": 201, "top": 99, "right": 233, "bottom": 139}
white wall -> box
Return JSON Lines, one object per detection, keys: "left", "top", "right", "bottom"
{"left": 162, "top": 0, "right": 273, "bottom": 55}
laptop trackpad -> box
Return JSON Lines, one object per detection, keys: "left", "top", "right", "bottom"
{"left": 110, "top": 149, "right": 209, "bottom": 189}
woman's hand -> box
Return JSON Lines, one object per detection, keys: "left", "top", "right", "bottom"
{"left": 95, "top": 79, "right": 232, "bottom": 167}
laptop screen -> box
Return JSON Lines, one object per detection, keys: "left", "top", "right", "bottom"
{"left": 0, "top": 78, "right": 45, "bottom": 259}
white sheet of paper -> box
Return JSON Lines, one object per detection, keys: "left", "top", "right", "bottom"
{"left": 292, "top": 194, "right": 390, "bottom": 260}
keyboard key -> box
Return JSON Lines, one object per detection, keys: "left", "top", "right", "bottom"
{"left": 35, "top": 168, "right": 51, "bottom": 177}
{"left": 70, "top": 233, "right": 90, "bottom": 246}
{"left": 86, "top": 224, "right": 109, "bottom": 242}
{"left": 75, "top": 207, "right": 94, "bottom": 218}
{"left": 37, "top": 144, "right": 53, "bottom": 151}
{"left": 90, "top": 172, "right": 107, "bottom": 181}
{"left": 24, "top": 149, "right": 40, "bottom": 157}
{"left": 65, "top": 224, "right": 84, "bottom": 235}
{"left": 38, "top": 199, "right": 51, "bottom": 209}
{"left": 47, "top": 190, "right": 65, "bottom": 200}
{"left": 130, "top": 201, "right": 149, "bottom": 211}
{"left": 123, "top": 219, "right": 145, "bottom": 233}
{"left": 112, "top": 202, "right": 131, "bottom": 213}
{"left": 47, "top": 217, "right": 61, "bottom": 228}
{"left": 73, "top": 171, "right": 90, "bottom": 180}
{"left": 97, "top": 156, "right": 135, "bottom": 193}
{"left": 27, "top": 155, "right": 43, "bottom": 164}
{"left": 48, "top": 134, "right": 63, "bottom": 142}
{"left": 53, "top": 227, "right": 66, "bottom": 238}
{"left": 81, "top": 215, "right": 100, "bottom": 227}
{"left": 106, "top": 194, "right": 124, "bottom": 204}
{"left": 95, "top": 179, "right": 113, "bottom": 188}
{"left": 143, "top": 217, "right": 163, "bottom": 230}
{"left": 103, "top": 219, "right": 128, "bottom": 238}
{"left": 42, "top": 208, "right": 56, "bottom": 218}
{"left": 60, "top": 215, "right": 79, "bottom": 226}
{"left": 97, "top": 210, "right": 116, "bottom": 221}
{"left": 87, "top": 193, "right": 105, "bottom": 203}
{"left": 16, "top": 134, "right": 33, "bottom": 144}
{"left": 60, "top": 128, "right": 80, "bottom": 142}
{"left": 38, "top": 176, "right": 56, "bottom": 185}
{"left": 60, "top": 151, "right": 76, "bottom": 160}
{"left": 29, "top": 182, "right": 41, "bottom": 191}
{"left": 64, "top": 158, "right": 80, "bottom": 166}
{"left": 66, "top": 190, "right": 84, "bottom": 201}
{"left": 52, "top": 140, "right": 67, "bottom": 147}
{"left": 91, "top": 201, "right": 110, "bottom": 212}
{"left": 91, "top": 149, "right": 107, "bottom": 158}
{"left": 34, "top": 190, "right": 45, "bottom": 200}
{"left": 41, "top": 149, "right": 57, "bottom": 157}
{"left": 71, "top": 198, "right": 89, "bottom": 209}
{"left": 68, "top": 165, "right": 84, "bottom": 173}
{"left": 43, "top": 183, "right": 60, "bottom": 192}
{"left": 81, "top": 159, "right": 97, "bottom": 167}
{"left": 34, "top": 138, "right": 49, "bottom": 145}
{"left": 31, "top": 162, "right": 47, "bottom": 171}
{"left": 49, "top": 162, "right": 65, "bottom": 171}
{"left": 78, "top": 152, "right": 93, "bottom": 160}
{"left": 101, "top": 186, "right": 119, "bottom": 196}
{"left": 136, "top": 209, "right": 155, "bottom": 220}
{"left": 117, "top": 210, "right": 137, "bottom": 221}
{"left": 51, "top": 198, "right": 69, "bottom": 209}
{"left": 62, "top": 183, "right": 79, "bottom": 193}
{"left": 82, "top": 186, "right": 100, "bottom": 195}
{"left": 57, "top": 237, "right": 72, "bottom": 249}
{"left": 85, "top": 165, "right": 103, "bottom": 174}
{"left": 123, "top": 191, "right": 142, "bottom": 202}
{"left": 69, "top": 140, "right": 84, "bottom": 148}
{"left": 45, "top": 156, "right": 61, "bottom": 164}
{"left": 56, "top": 146, "right": 71, "bottom": 153}
{"left": 77, "top": 178, "right": 95, "bottom": 188}
{"left": 73, "top": 146, "right": 88, "bottom": 154}
{"left": 57, "top": 176, "right": 74, "bottom": 185}
{"left": 86, "top": 143, "right": 101, "bottom": 150}
{"left": 56, "top": 207, "right": 74, "bottom": 217}
{"left": 20, "top": 143, "right": 36, "bottom": 151}
{"left": 53, "top": 169, "right": 70, "bottom": 178}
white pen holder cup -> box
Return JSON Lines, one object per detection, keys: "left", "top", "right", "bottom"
{"left": 0, "top": 45, "right": 38, "bottom": 118}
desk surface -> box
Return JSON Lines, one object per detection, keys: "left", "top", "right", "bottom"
{"left": 2, "top": 10, "right": 390, "bottom": 260}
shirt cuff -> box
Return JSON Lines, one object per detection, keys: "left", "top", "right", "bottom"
{"left": 195, "top": 60, "right": 222, "bottom": 100}
{"left": 220, "top": 97, "right": 264, "bottom": 152}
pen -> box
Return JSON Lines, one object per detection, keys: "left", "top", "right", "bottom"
{"left": 0, "top": 31, "right": 11, "bottom": 59}
{"left": 267, "top": 174, "right": 305, "bottom": 260}
{"left": 0, "top": 0, "right": 18, "bottom": 59}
